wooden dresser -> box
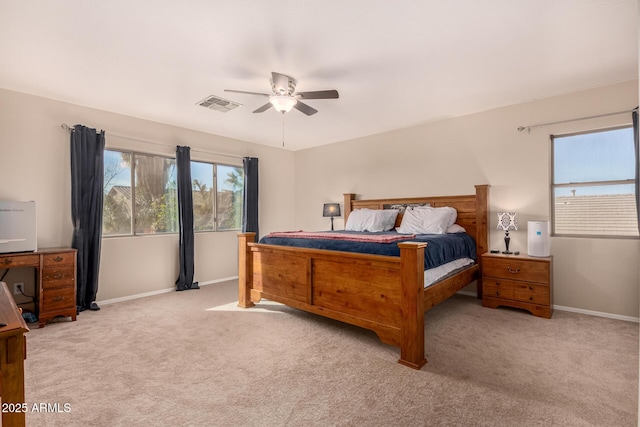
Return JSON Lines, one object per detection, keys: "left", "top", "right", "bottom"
{"left": 481, "top": 252, "right": 553, "bottom": 318}
{"left": 0, "top": 248, "right": 77, "bottom": 327}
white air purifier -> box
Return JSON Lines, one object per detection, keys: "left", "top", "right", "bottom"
{"left": 527, "top": 221, "right": 549, "bottom": 257}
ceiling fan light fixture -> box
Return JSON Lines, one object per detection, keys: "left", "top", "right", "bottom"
{"left": 269, "top": 95, "right": 297, "bottom": 113}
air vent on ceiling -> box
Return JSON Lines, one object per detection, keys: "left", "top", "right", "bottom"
{"left": 197, "top": 95, "right": 242, "bottom": 113}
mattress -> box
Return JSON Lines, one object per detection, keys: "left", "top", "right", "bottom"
{"left": 424, "top": 257, "right": 475, "bottom": 288}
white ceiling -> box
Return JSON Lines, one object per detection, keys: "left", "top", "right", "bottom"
{"left": 0, "top": 1, "right": 637, "bottom": 151}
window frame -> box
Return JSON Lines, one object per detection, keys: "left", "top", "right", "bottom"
{"left": 132, "top": 152, "right": 179, "bottom": 235}
{"left": 550, "top": 125, "right": 638, "bottom": 239}
{"left": 103, "top": 148, "right": 244, "bottom": 238}
{"left": 191, "top": 160, "right": 244, "bottom": 233}
{"left": 103, "top": 149, "right": 179, "bottom": 237}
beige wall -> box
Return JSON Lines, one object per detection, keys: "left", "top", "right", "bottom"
{"left": 0, "top": 88, "right": 295, "bottom": 302}
{"left": 1, "top": 80, "right": 638, "bottom": 318}
{"left": 293, "top": 80, "right": 640, "bottom": 319}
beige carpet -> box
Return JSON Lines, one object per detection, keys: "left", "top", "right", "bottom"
{"left": 24, "top": 280, "right": 638, "bottom": 426}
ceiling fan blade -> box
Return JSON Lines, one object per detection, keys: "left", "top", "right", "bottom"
{"left": 253, "top": 102, "right": 273, "bottom": 113}
{"left": 294, "top": 101, "right": 318, "bottom": 116}
{"left": 295, "top": 90, "right": 339, "bottom": 100}
{"left": 224, "top": 89, "right": 270, "bottom": 97}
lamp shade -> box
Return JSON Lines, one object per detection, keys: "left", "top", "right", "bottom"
{"left": 269, "top": 95, "right": 297, "bottom": 113}
{"left": 497, "top": 212, "right": 518, "bottom": 231}
{"left": 323, "top": 203, "right": 341, "bottom": 217}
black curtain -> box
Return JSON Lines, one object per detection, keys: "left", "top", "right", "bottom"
{"left": 242, "top": 157, "right": 259, "bottom": 241}
{"left": 634, "top": 108, "right": 639, "bottom": 233}
{"left": 175, "top": 146, "right": 199, "bottom": 291}
{"left": 70, "top": 125, "right": 105, "bottom": 312}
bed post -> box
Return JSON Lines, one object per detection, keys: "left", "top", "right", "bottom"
{"left": 238, "top": 232, "right": 256, "bottom": 308}
{"left": 474, "top": 184, "right": 490, "bottom": 299}
{"left": 343, "top": 193, "right": 356, "bottom": 229}
{"left": 397, "top": 241, "right": 427, "bottom": 370}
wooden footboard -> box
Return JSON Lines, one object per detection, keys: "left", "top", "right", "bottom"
{"left": 238, "top": 232, "right": 428, "bottom": 369}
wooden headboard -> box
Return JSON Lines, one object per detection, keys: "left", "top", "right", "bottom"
{"left": 343, "top": 184, "right": 490, "bottom": 258}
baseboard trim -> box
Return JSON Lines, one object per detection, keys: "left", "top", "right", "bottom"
{"left": 97, "top": 276, "right": 239, "bottom": 306}
{"left": 552, "top": 304, "right": 639, "bottom": 323}
{"left": 456, "top": 291, "right": 639, "bottom": 323}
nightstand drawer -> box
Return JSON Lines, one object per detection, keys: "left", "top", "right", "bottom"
{"left": 41, "top": 286, "right": 75, "bottom": 311}
{"left": 483, "top": 279, "right": 513, "bottom": 299}
{"left": 483, "top": 257, "right": 550, "bottom": 284}
{"left": 513, "top": 282, "right": 550, "bottom": 305}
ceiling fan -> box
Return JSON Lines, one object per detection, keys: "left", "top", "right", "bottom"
{"left": 225, "top": 72, "right": 339, "bottom": 116}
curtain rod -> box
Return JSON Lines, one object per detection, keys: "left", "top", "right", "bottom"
{"left": 60, "top": 124, "right": 244, "bottom": 160}
{"left": 517, "top": 107, "right": 638, "bottom": 133}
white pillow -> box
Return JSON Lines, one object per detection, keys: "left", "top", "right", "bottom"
{"left": 442, "top": 207, "right": 457, "bottom": 227}
{"left": 380, "top": 210, "right": 400, "bottom": 231}
{"left": 413, "top": 206, "right": 457, "bottom": 227}
{"left": 446, "top": 224, "right": 466, "bottom": 233}
{"left": 396, "top": 207, "right": 455, "bottom": 234}
{"left": 345, "top": 209, "right": 399, "bottom": 232}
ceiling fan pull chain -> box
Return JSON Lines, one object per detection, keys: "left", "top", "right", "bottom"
{"left": 282, "top": 116, "right": 285, "bottom": 147}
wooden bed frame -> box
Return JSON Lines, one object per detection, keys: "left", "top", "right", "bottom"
{"left": 238, "top": 184, "right": 489, "bottom": 369}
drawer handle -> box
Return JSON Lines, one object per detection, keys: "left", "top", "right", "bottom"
{"left": 529, "top": 296, "right": 533, "bottom": 301}
{"left": 53, "top": 296, "right": 64, "bottom": 302}
{"left": 1, "top": 259, "right": 12, "bottom": 265}
{"left": 495, "top": 281, "right": 500, "bottom": 286}
{"left": 507, "top": 267, "right": 520, "bottom": 274}
{"left": 53, "top": 256, "right": 64, "bottom": 262}
{"left": 496, "top": 291, "right": 500, "bottom": 296}
{"left": 52, "top": 274, "right": 64, "bottom": 280}
{"left": 529, "top": 286, "right": 533, "bottom": 290}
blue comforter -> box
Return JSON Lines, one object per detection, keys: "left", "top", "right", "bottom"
{"left": 259, "top": 230, "right": 476, "bottom": 270}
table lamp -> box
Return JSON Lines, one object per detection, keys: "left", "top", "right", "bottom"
{"left": 497, "top": 212, "right": 518, "bottom": 254}
{"left": 323, "top": 203, "right": 341, "bottom": 231}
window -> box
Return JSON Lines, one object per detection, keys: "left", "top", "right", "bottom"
{"left": 103, "top": 150, "right": 243, "bottom": 236}
{"left": 191, "top": 161, "right": 244, "bottom": 232}
{"left": 551, "top": 126, "right": 638, "bottom": 237}
{"left": 103, "top": 150, "right": 133, "bottom": 235}
{"left": 103, "top": 150, "right": 177, "bottom": 236}
{"left": 133, "top": 154, "right": 178, "bottom": 234}
{"left": 191, "top": 161, "right": 214, "bottom": 231}
{"left": 216, "top": 164, "right": 244, "bottom": 230}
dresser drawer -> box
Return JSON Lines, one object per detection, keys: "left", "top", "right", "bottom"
{"left": 41, "top": 286, "right": 75, "bottom": 311}
{"left": 483, "top": 257, "right": 550, "bottom": 284}
{"left": 42, "top": 267, "right": 75, "bottom": 289}
{"left": 0, "top": 254, "right": 39, "bottom": 268}
{"left": 43, "top": 252, "right": 75, "bottom": 268}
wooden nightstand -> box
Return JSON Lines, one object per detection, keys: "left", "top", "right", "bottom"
{"left": 481, "top": 252, "right": 553, "bottom": 318}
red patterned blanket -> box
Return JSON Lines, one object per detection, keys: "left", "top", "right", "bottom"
{"left": 265, "top": 231, "right": 415, "bottom": 243}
